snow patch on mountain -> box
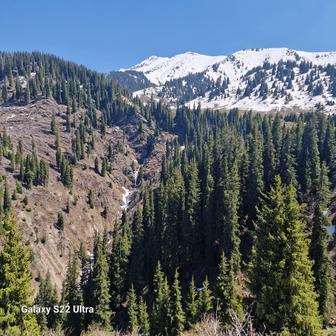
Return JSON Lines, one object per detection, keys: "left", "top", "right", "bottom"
{"left": 129, "top": 52, "right": 226, "bottom": 85}
{"left": 120, "top": 48, "right": 336, "bottom": 113}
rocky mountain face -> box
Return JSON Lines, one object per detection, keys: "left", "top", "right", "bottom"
{"left": 112, "top": 48, "right": 336, "bottom": 113}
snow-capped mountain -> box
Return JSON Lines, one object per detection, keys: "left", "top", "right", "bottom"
{"left": 128, "top": 52, "right": 226, "bottom": 85}
{"left": 110, "top": 48, "right": 336, "bottom": 113}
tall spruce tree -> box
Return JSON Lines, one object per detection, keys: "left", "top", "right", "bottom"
{"left": 63, "top": 252, "right": 82, "bottom": 336}
{"left": 91, "top": 233, "right": 112, "bottom": 329}
{"left": 216, "top": 253, "right": 242, "bottom": 324}
{"left": 138, "top": 297, "right": 150, "bottom": 336}
{"left": 127, "top": 285, "right": 139, "bottom": 333}
{"left": 310, "top": 163, "right": 335, "bottom": 326}
{"left": 35, "top": 272, "right": 58, "bottom": 330}
{"left": 197, "top": 276, "right": 213, "bottom": 318}
{"left": 3, "top": 183, "right": 11, "bottom": 214}
{"left": 221, "top": 158, "right": 241, "bottom": 272}
{"left": 183, "top": 159, "right": 201, "bottom": 267}
{"left": 186, "top": 276, "right": 198, "bottom": 326}
{"left": 109, "top": 217, "right": 131, "bottom": 313}
{"left": 128, "top": 208, "right": 145, "bottom": 290}
{"left": 252, "top": 176, "right": 322, "bottom": 335}
{"left": 171, "top": 269, "right": 185, "bottom": 335}
{"left": 0, "top": 216, "right": 40, "bottom": 336}
{"left": 301, "top": 116, "right": 321, "bottom": 195}
{"left": 152, "top": 262, "right": 171, "bottom": 336}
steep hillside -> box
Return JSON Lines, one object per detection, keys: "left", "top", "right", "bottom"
{"left": 0, "top": 98, "right": 170, "bottom": 290}
{"left": 0, "top": 52, "right": 172, "bottom": 291}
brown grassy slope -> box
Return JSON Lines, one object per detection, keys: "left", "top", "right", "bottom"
{"left": 0, "top": 97, "right": 170, "bottom": 292}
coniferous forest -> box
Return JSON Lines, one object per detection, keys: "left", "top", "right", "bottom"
{"left": 0, "top": 52, "right": 336, "bottom": 336}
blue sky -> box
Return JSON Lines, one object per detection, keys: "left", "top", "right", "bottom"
{"left": 1, "top": 0, "right": 335, "bottom": 72}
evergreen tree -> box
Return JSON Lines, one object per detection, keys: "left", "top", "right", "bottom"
{"left": 200, "top": 142, "right": 215, "bottom": 265}
{"left": 51, "top": 113, "right": 56, "bottom": 134}
{"left": 91, "top": 233, "right": 112, "bottom": 329}
{"left": 109, "top": 217, "right": 131, "bottom": 312}
{"left": 94, "top": 157, "right": 99, "bottom": 174}
{"left": 216, "top": 253, "right": 242, "bottom": 325}
{"left": 197, "top": 276, "right": 213, "bottom": 318}
{"left": 280, "top": 129, "right": 297, "bottom": 186}
{"left": 301, "top": 117, "right": 321, "bottom": 195}
{"left": 79, "top": 242, "right": 93, "bottom": 330}
{"left": 66, "top": 104, "right": 71, "bottom": 132}
{"left": 128, "top": 208, "right": 145, "bottom": 290}
{"left": 252, "top": 177, "right": 322, "bottom": 335}
{"left": 186, "top": 276, "right": 198, "bottom": 326}
{"left": 88, "top": 190, "right": 94, "bottom": 209}
{"left": 101, "top": 158, "right": 106, "bottom": 177}
{"left": 162, "top": 167, "right": 185, "bottom": 274}
{"left": 183, "top": 160, "right": 201, "bottom": 266}
{"left": 127, "top": 285, "right": 139, "bottom": 333}
{"left": 241, "top": 130, "right": 264, "bottom": 258}
{"left": 143, "top": 188, "right": 157, "bottom": 282}
{"left": 57, "top": 212, "right": 64, "bottom": 231}
{"left": 171, "top": 269, "right": 185, "bottom": 335}
{"left": 35, "top": 272, "right": 58, "bottom": 330}
{"left": 0, "top": 216, "right": 40, "bottom": 335}
{"left": 138, "top": 297, "right": 150, "bottom": 336}
{"left": 63, "top": 253, "right": 82, "bottom": 336}
{"left": 3, "top": 183, "right": 11, "bottom": 214}
{"left": 262, "top": 117, "right": 276, "bottom": 190}
{"left": 221, "top": 159, "right": 241, "bottom": 272}
{"left": 152, "top": 262, "right": 171, "bottom": 336}
{"left": 310, "top": 163, "right": 334, "bottom": 326}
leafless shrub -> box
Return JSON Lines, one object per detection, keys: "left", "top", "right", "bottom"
{"left": 184, "top": 310, "right": 274, "bottom": 336}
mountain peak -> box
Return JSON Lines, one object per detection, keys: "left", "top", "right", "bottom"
{"left": 114, "top": 48, "right": 336, "bottom": 113}
{"left": 129, "top": 51, "right": 226, "bottom": 85}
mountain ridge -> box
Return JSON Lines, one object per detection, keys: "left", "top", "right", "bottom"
{"left": 112, "top": 48, "right": 336, "bottom": 113}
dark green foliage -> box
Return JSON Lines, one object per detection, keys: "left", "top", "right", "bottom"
{"left": 128, "top": 208, "right": 145, "bottom": 290}
{"left": 216, "top": 253, "right": 242, "bottom": 324}
{"left": 301, "top": 116, "right": 321, "bottom": 195}
{"left": 3, "top": 183, "right": 11, "bottom": 214}
{"left": 57, "top": 212, "right": 64, "bottom": 230}
{"left": 138, "top": 297, "right": 150, "bottom": 336}
{"left": 310, "top": 163, "right": 335, "bottom": 325}
{"left": 91, "top": 233, "right": 112, "bottom": 329}
{"left": 109, "top": 215, "right": 131, "bottom": 313}
{"left": 127, "top": 285, "right": 138, "bottom": 333}
{"left": 39, "top": 160, "right": 49, "bottom": 186}
{"left": 16, "top": 181, "right": 23, "bottom": 194}
{"left": 152, "top": 262, "right": 171, "bottom": 336}
{"left": 170, "top": 269, "right": 185, "bottom": 335}
{"left": 88, "top": 190, "right": 94, "bottom": 208}
{"left": 94, "top": 157, "right": 99, "bottom": 174}
{"left": 63, "top": 253, "right": 82, "bottom": 336}
{"left": 101, "top": 158, "right": 106, "bottom": 177}
{"left": 0, "top": 52, "right": 131, "bottom": 123}
{"left": 197, "top": 276, "right": 213, "bottom": 318}
{"left": 35, "top": 272, "right": 58, "bottom": 330}
{"left": 251, "top": 177, "right": 322, "bottom": 335}
{"left": 0, "top": 216, "right": 39, "bottom": 335}
{"left": 186, "top": 276, "right": 198, "bottom": 326}
{"left": 22, "top": 195, "right": 28, "bottom": 206}
{"left": 51, "top": 113, "right": 56, "bottom": 134}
